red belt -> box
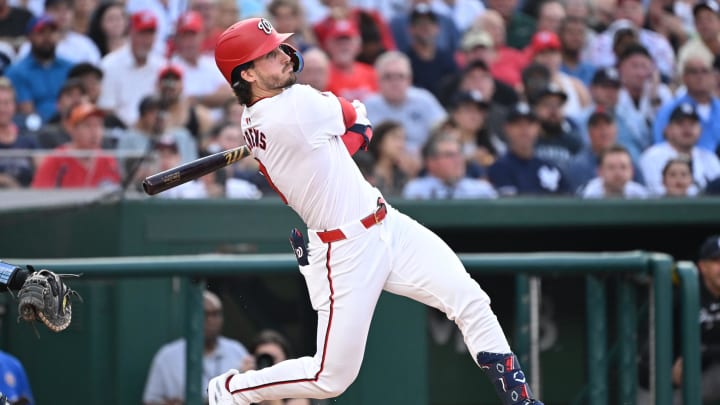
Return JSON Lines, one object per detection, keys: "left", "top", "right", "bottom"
{"left": 316, "top": 198, "right": 387, "bottom": 243}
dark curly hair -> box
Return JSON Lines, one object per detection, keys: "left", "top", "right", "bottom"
{"left": 231, "top": 63, "right": 254, "bottom": 106}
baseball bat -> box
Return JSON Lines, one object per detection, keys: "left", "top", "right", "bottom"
{"left": 142, "top": 145, "right": 251, "bottom": 195}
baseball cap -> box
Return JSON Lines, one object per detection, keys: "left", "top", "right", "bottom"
{"left": 26, "top": 15, "right": 58, "bottom": 34}
{"left": 461, "top": 29, "right": 494, "bottom": 51}
{"left": 326, "top": 19, "right": 359, "bottom": 40}
{"left": 699, "top": 235, "right": 720, "bottom": 260}
{"left": 154, "top": 135, "right": 179, "bottom": 152}
{"left": 617, "top": 43, "right": 651, "bottom": 65}
{"left": 591, "top": 67, "right": 621, "bottom": 87}
{"left": 506, "top": 102, "right": 537, "bottom": 122}
{"left": 58, "top": 78, "right": 85, "bottom": 98}
{"left": 588, "top": 106, "right": 614, "bottom": 126}
{"left": 410, "top": 3, "right": 438, "bottom": 23}
{"left": 177, "top": 11, "right": 204, "bottom": 34}
{"left": 669, "top": 102, "right": 700, "bottom": 122}
{"left": 450, "top": 90, "right": 490, "bottom": 110}
{"left": 530, "top": 31, "right": 561, "bottom": 55}
{"left": 68, "top": 62, "right": 103, "bottom": 80}
{"left": 529, "top": 82, "right": 568, "bottom": 105}
{"left": 158, "top": 64, "right": 183, "bottom": 80}
{"left": 694, "top": 0, "right": 720, "bottom": 15}
{"left": 131, "top": 10, "right": 158, "bottom": 32}
{"left": 67, "top": 102, "right": 104, "bottom": 126}
{"left": 139, "top": 95, "right": 163, "bottom": 115}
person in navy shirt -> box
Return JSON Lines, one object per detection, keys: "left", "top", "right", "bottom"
{"left": 488, "top": 102, "right": 571, "bottom": 195}
{"left": 4, "top": 15, "right": 75, "bottom": 124}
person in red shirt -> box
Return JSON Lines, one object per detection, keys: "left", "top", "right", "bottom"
{"left": 324, "top": 19, "right": 378, "bottom": 101}
{"left": 32, "top": 102, "right": 121, "bottom": 189}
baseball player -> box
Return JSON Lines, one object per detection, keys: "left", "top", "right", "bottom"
{"left": 208, "top": 18, "right": 543, "bottom": 405}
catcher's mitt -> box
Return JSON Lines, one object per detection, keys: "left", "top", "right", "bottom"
{"left": 17, "top": 268, "right": 81, "bottom": 332}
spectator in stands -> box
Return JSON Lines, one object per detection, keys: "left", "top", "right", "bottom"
{"left": 314, "top": 0, "right": 395, "bottom": 65}
{"left": 364, "top": 50, "right": 446, "bottom": 160}
{"left": 86, "top": 2, "right": 127, "bottom": 58}
{"left": 472, "top": 9, "right": 528, "bottom": 90}
{"left": 640, "top": 102, "right": 720, "bottom": 195}
{"left": 6, "top": 15, "right": 74, "bottom": 124}
{"left": 19, "top": 0, "right": 101, "bottom": 64}
{"left": 403, "top": 133, "right": 497, "bottom": 199}
{"left": 297, "top": 47, "right": 330, "bottom": 92}
{"left": 558, "top": 16, "right": 596, "bottom": 86}
{"left": 239, "top": 330, "right": 311, "bottom": 405}
{"left": 143, "top": 290, "right": 249, "bottom": 404}
{"left": 66, "top": 62, "right": 126, "bottom": 133}
{"left": 220, "top": 98, "right": 244, "bottom": 129}
{"left": 31, "top": 102, "right": 121, "bottom": 188}
{"left": 171, "top": 11, "right": 234, "bottom": 110}
{"left": 70, "top": 0, "right": 97, "bottom": 34}
{"left": 0, "top": 0, "right": 33, "bottom": 47}
{"left": 439, "top": 30, "right": 520, "bottom": 108}
{"left": 564, "top": 107, "right": 643, "bottom": 192}
{"left": 267, "top": 0, "right": 317, "bottom": 53}
{"left": 323, "top": 18, "right": 377, "bottom": 101}
{"left": 189, "top": 0, "right": 223, "bottom": 54}
{"left": 528, "top": 30, "right": 590, "bottom": 121}
{"left": 678, "top": 1, "right": 720, "bottom": 68}
{"left": 46, "top": 77, "right": 85, "bottom": 126}
{"left": 0, "top": 350, "right": 33, "bottom": 405}
{"left": 638, "top": 235, "right": 720, "bottom": 403}
{"left": 430, "top": 0, "right": 485, "bottom": 34}
{"left": 587, "top": 0, "right": 675, "bottom": 80}
{"left": 455, "top": 61, "right": 513, "bottom": 140}
{"left": 98, "top": 10, "right": 164, "bottom": 127}
{"left": 390, "top": 0, "right": 459, "bottom": 54}
{"left": 653, "top": 53, "right": 720, "bottom": 154}
{"left": 0, "top": 78, "right": 38, "bottom": 188}
{"left": 579, "top": 67, "right": 644, "bottom": 162}
{"left": 441, "top": 90, "right": 505, "bottom": 168}
{"left": 118, "top": 95, "right": 197, "bottom": 176}
{"left": 156, "top": 65, "right": 213, "bottom": 145}
{"left": 616, "top": 44, "right": 673, "bottom": 151}
{"left": 125, "top": 0, "right": 176, "bottom": 57}
{"left": 579, "top": 144, "right": 648, "bottom": 198}
{"left": 529, "top": 82, "right": 583, "bottom": 167}
{"left": 661, "top": 156, "right": 698, "bottom": 197}
{"left": 486, "top": 0, "right": 535, "bottom": 49}
{"left": 367, "top": 120, "right": 417, "bottom": 196}
{"left": 404, "top": 4, "right": 458, "bottom": 98}
{"left": 646, "top": 0, "right": 691, "bottom": 53}
{"left": 488, "top": 102, "right": 571, "bottom": 195}
{"left": 216, "top": 0, "right": 240, "bottom": 31}
{"left": 535, "top": 0, "right": 565, "bottom": 34}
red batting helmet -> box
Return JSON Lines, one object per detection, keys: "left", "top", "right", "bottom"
{"left": 215, "top": 18, "right": 294, "bottom": 85}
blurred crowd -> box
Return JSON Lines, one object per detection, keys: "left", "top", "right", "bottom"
{"left": 3, "top": 0, "right": 720, "bottom": 199}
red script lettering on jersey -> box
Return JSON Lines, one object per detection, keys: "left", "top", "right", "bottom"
{"left": 243, "top": 128, "right": 267, "bottom": 150}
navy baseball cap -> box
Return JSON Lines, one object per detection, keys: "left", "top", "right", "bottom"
{"left": 591, "top": 67, "right": 621, "bottom": 87}
{"left": 450, "top": 90, "right": 490, "bottom": 110}
{"left": 669, "top": 102, "right": 699, "bottom": 122}
{"left": 26, "top": 15, "right": 58, "bottom": 34}
{"left": 694, "top": 0, "right": 720, "bottom": 15}
{"left": 529, "top": 82, "right": 568, "bottom": 105}
{"left": 588, "top": 107, "right": 614, "bottom": 126}
{"left": 699, "top": 235, "right": 720, "bottom": 260}
{"left": 506, "top": 102, "right": 537, "bottom": 122}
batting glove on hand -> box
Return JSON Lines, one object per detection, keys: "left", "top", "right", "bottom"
{"left": 208, "top": 368, "right": 240, "bottom": 405}
{"left": 351, "top": 99, "right": 368, "bottom": 121}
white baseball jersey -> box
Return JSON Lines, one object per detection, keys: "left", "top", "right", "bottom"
{"left": 241, "top": 84, "right": 380, "bottom": 230}
{"left": 214, "top": 83, "right": 520, "bottom": 405}
{"left": 639, "top": 142, "right": 720, "bottom": 195}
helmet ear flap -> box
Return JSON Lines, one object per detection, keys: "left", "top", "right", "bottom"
{"left": 279, "top": 44, "right": 304, "bottom": 73}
